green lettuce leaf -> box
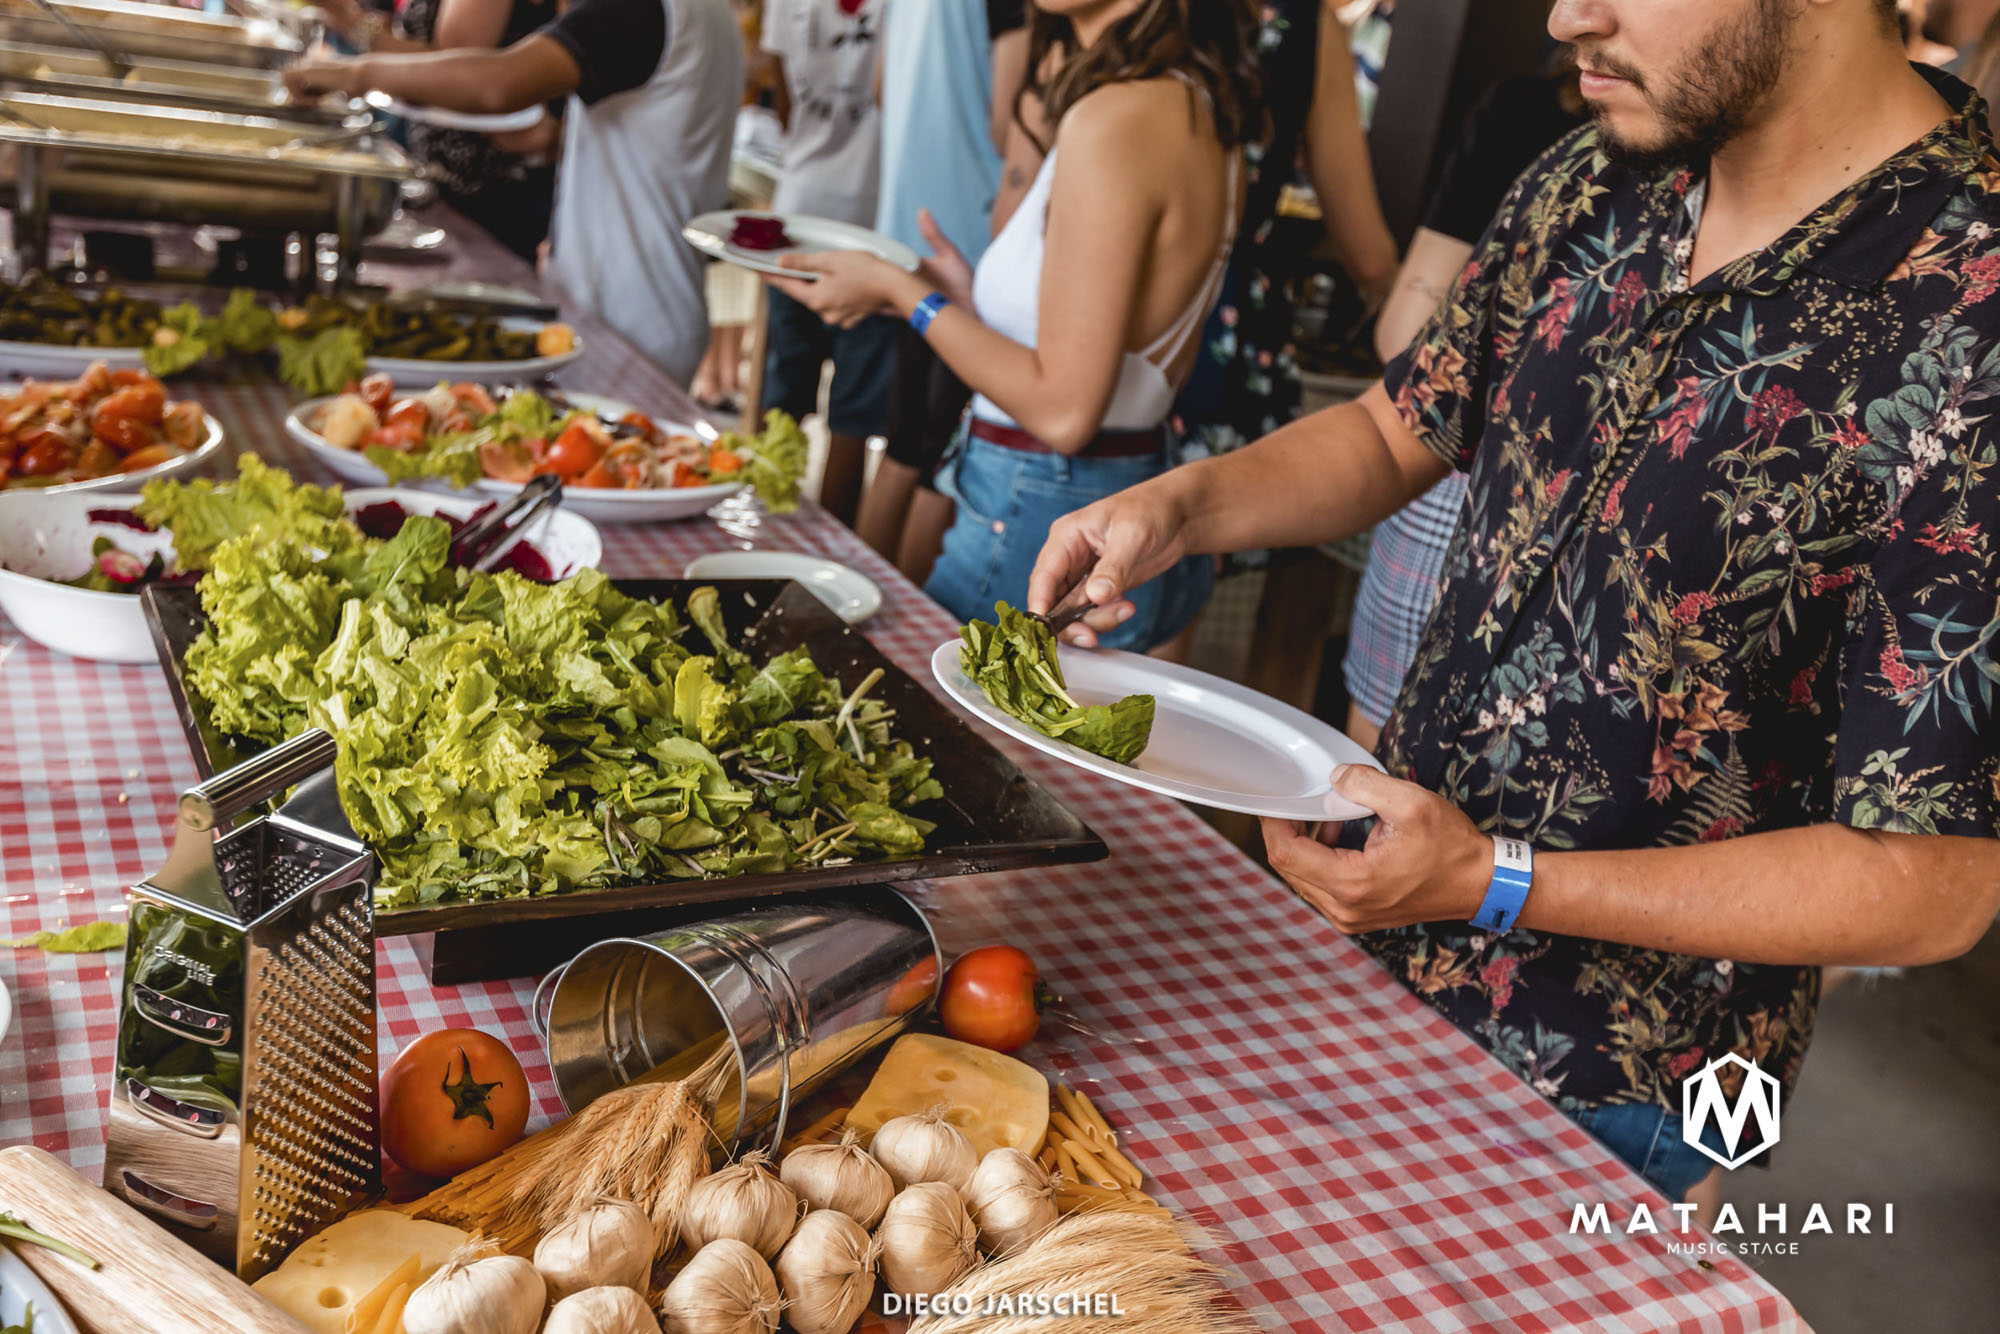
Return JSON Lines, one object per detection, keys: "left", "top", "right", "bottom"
{"left": 364, "top": 430, "right": 488, "bottom": 488}
{"left": 727, "top": 409, "right": 808, "bottom": 513}
{"left": 137, "top": 454, "right": 354, "bottom": 572}
{"left": 142, "top": 303, "right": 216, "bottom": 377}
{"left": 217, "top": 287, "right": 278, "bottom": 354}
{"left": 2, "top": 921, "right": 127, "bottom": 952}
{"left": 275, "top": 325, "right": 368, "bottom": 397}
{"left": 959, "top": 602, "right": 1155, "bottom": 764}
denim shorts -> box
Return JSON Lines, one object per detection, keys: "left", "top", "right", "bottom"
{"left": 1569, "top": 1101, "right": 1733, "bottom": 1198}
{"left": 762, "top": 288, "right": 898, "bottom": 437}
{"left": 926, "top": 432, "right": 1213, "bottom": 653}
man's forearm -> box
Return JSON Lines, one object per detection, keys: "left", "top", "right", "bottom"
{"left": 1523, "top": 826, "right": 2000, "bottom": 966}
{"left": 1165, "top": 383, "right": 1448, "bottom": 557}
{"left": 344, "top": 41, "right": 573, "bottom": 114}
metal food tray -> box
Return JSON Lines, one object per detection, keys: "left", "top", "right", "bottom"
{"left": 0, "top": 40, "right": 351, "bottom": 121}
{"left": 143, "top": 578, "right": 1108, "bottom": 939}
{"left": 0, "top": 0, "right": 303, "bottom": 70}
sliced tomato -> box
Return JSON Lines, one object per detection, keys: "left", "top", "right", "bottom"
{"left": 575, "top": 461, "right": 621, "bottom": 488}
{"left": 98, "top": 381, "right": 166, "bottom": 426}
{"left": 358, "top": 373, "right": 396, "bottom": 415}
{"left": 14, "top": 429, "right": 74, "bottom": 476}
{"left": 384, "top": 398, "right": 431, "bottom": 433}
{"left": 542, "top": 419, "right": 607, "bottom": 478}
{"left": 669, "top": 460, "right": 706, "bottom": 488}
{"left": 617, "top": 410, "right": 661, "bottom": 444}
{"left": 117, "top": 443, "right": 177, "bottom": 473}
{"left": 479, "top": 439, "right": 536, "bottom": 483}
{"left": 365, "top": 421, "right": 425, "bottom": 453}
{"left": 94, "top": 413, "right": 156, "bottom": 455}
{"left": 707, "top": 447, "right": 743, "bottom": 475}
{"left": 452, "top": 383, "right": 497, "bottom": 415}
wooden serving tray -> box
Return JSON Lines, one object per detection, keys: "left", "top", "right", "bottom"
{"left": 144, "top": 578, "right": 1106, "bottom": 982}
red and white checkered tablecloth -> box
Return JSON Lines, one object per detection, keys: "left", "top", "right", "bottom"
{"left": 0, "top": 227, "right": 1803, "bottom": 1332}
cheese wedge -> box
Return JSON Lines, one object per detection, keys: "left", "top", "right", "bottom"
{"left": 346, "top": 1254, "right": 420, "bottom": 1334}
{"left": 847, "top": 1034, "right": 1049, "bottom": 1157}
{"left": 252, "top": 1210, "right": 470, "bottom": 1334}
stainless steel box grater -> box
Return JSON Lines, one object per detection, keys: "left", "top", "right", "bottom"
{"left": 104, "top": 728, "right": 380, "bottom": 1281}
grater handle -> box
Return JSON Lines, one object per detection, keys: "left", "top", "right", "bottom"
{"left": 180, "top": 729, "right": 339, "bottom": 832}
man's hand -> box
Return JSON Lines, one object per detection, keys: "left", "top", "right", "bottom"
{"left": 1027, "top": 476, "right": 1192, "bottom": 644}
{"left": 284, "top": 54, "right": 370, "bottom": 100}
{"left": 1260, "top": 765, "right": 1492, "bottom": 934}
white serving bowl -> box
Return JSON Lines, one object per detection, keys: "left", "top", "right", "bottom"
{"left": 0, "top": 487, "right": 603, "bottom": 663}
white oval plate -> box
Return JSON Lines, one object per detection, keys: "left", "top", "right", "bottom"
{"left": 0, "top": 1240, "right": 80, "bottom": 1334}
{"left": 930, "top": 640, "right": 1385, "bottom": 821}
{"left": 683, "top": 551, "right": 881, "bottom": 624}
{"left": 6, "top": 413, "right": 224, "bottom": 496}
{"left": 683, "top": 209, "right": 922, "bottom": 280}
{"left": 364, "top": 91, "right": 546, "bottom": 133}
{"left": 286, "top": 392, "right": 741, "bottom": 524}
{"left": 0, "top": 340, "right": 148, "bottom": 378}
{"left": 363, "top": 315, "right": 582, "bottom": 384}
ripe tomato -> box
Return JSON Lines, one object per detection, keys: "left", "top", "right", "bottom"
{"left": 14, "top": 429, "right": 74, "bottom": 476}
{"left": 384, "top": 399, "right": 431, "bottom": 433}
{"left": 542, "top": 419, "right": 607, "bottom": 478}
{"left": 94, "top": 412, "right": 157, "bottom": 454}
{"left": 118, "top": 443, "right": 176, "bottom": 472}
{"left": 479, "top": 439, "right": 536, "bottom": 483}
{"left": 98, "top": 382, "right": 166, "bottom": 426}
{"left": 939, "top": 946, "right": 1052, "bottom": 1053}
{"left": 380, "top": 1028, "right": 529, "bottom": 1179}
{"left": 365, "top": 421, "right": 425, "bottom": 453}
{"left": 358, "top": 373, "right": 397, "bottom": 415}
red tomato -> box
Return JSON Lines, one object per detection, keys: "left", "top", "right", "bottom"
{"left": 365, "top": 422, "right": 425, "bottom": 453}
{"left": 93, "top": 413, "right": 156, "bottom": 455}
{"left": 617, "top": 410, "right": 661, "bottom": 444}
{"left": 117, "top": 443, "right": 176, "bottom": 472}
{"left": 543, "top": 420, "right": 607, "bottom": 478}
{"left": 380, "top": 1028, "right": 530, "bottom": 1180}
{"left": 938, "top": 946, "right": 1052, "bottom": 1053}
{"left": 14, "top": 430, "right": 73, "bottom": 476}
{"left": 669, "top": 460, "right": 705, "bottom": 489}
{"left": 452, "top": 383, "right": 497, "bottom": 415}
{"left": 479, "top": 439, "right": 536, "bottom": 483}
{"left": 98, "top": 381, "right": 166, "bottom": 426}
{"left": 108, "top": 368, "right": 150, "bottom": 386}
{"left": 384, "top": 399, "right": 431, "bottom": 433}
{"left": 575, "top": 461, "right": 621, "bottom": 488}
{"left": 358, "top": 373, "right": 396, "bottom": 415}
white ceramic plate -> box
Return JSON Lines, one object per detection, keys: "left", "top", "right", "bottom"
{"left": 683, "top": 209, "right": 922, "bottom": 280}
{"left": 0, "top": 1241, "right": 80, "bottom": 1334}
{"left": 286, "top": 392, "right": 741, "bottom": 524}
{"left": 343, "top": 487, "right": 603, "bottom": 577}
{"left": 0, "top": 487, "right": 600, "bottom": 663}
{"left": 363, "top": 315, "right": 582, "bottom": 384}
{"left": 0, "top": 973, "right": 10, "bottom": 1049}
{"left": 931, "top": 640, "right": 1386, "bottom": 821}
{"left": 683, "top": 551, "right": 881, "bottom": 624}
{"left": 364, "top": 91, "right": 546, "bottom": 133}
{"left": 0, "top": 414, "right": 222, "bottom": 497}
{"left": 0, "top": 340, "right": 148, "bottom": 378}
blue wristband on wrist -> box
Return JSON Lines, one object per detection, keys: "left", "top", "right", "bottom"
{"left": 909, "top": 292, "right": 949, "bottom": 336}
{"left": 1470, "top": 835, "right": 1534, "bottom": 933}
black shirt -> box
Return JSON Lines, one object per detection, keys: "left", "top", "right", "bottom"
{"left": 542, "top": 0, "right": 669, "bottom": 105}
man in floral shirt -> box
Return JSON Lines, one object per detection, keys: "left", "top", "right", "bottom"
{"left": 1025, "top": 0, "right": 2000, "bottom": 1199}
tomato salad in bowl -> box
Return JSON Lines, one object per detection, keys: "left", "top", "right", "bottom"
{"left": 1, "top": 361, "right": 223, "bottom": 493}
{"left": 287, "top": 377, "right": 807, "bottom": 523}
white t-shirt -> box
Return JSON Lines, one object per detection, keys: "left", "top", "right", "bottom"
{"left": 544, "top": 0, "right": 742, "bottom": 384}
{"left": 762, "top": 0, "right": 883, "bottom": 225}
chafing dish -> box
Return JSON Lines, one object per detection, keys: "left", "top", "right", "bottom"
{"left": 0, "top": 92, "right": 411, "bottom": 282}
{"left": 0, "top": 0, "right": 302, "bottom": 70}
{"left": 0, "top": 40, "right": 355, "bottom": 121}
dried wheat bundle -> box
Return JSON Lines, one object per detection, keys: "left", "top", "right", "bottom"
{"left": 396, "top": 1045, "right": 735, "bottom": 1254}
{"left": 903, "top": 1209, "right": 1254, "bottom": 1334}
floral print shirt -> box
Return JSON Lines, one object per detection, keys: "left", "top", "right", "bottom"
{"left": 1370, "top": 69, "right": 2000, "bottom": 1112}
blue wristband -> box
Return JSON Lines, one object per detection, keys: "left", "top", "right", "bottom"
{"left": 1470, "top": 835, "right": 1534, "bottom": 933}
{"left": 909, "top": 292, "right": 949, "bottom": 336}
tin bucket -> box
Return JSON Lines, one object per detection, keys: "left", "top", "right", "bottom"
{"left": 535, "top": 887, "right": 939, "bottom": 1149}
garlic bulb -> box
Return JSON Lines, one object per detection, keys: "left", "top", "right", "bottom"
{"left": 875, "top": 1182, "right": 978, "bottom": 1297}
{"left": 779, "top": 1128, "right": 896, "bottom": 1229}
{"left": 659, "top": 1239, "right": 781, "bottom": 1334}
{"left": 545, "top": 1286, "right": 662, "bottom": 1334}
{"left": 868, "top": 1109, "right": 977, "bottom": 1193}
{"left": 682, "top": 1150, "right": 800, "bottom": 1258}
{"left": 774, "top": 1210, "right": 875, "bottom": 1334}
{"left": 964, "top": 1147, "right": 1058, "bottom": 1256}
{"left": 402, "top": 1249, "right": 545, "bottom": 1334}
{"left": 534, "top": 1196, "right": 656, "bottom": 1299}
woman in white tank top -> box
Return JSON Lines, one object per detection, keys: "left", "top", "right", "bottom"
{"left": 769, "top": 0, "right": 1264, "bottom": 652}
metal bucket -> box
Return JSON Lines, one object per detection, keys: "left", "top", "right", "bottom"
{"left": 536, "top": 887, "right": 939, "bottom": 1149}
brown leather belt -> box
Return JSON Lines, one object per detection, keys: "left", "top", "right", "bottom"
{"left": 968, "top": 416, "right": 1166, "bottom": 458}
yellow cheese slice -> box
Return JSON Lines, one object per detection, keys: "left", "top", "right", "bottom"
{"left": 847, "top": 1034, "right": 1049, "bottom": 1157}
{"left": 346, "top": 1254, "right": 420, "bottom": 1334}
{"left": 252, "top": 1210, "right": 470, "bottom": 1334}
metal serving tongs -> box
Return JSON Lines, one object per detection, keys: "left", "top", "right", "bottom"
{"left": 449, "top": 473, "right": 563, "bottom": 572}
{"left": 1028, "top": 578, "right": 1101, "bottom": 638}
{"left": 28, "top": 0, "right": 130, "bottom": 77}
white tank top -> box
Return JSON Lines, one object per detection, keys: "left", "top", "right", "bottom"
{"left": 969, "top": 129, "right": 1240, "bottom": 434}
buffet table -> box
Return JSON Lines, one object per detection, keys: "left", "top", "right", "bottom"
{"left": 0, "top": 214, "right": 1805, "bottom": 1333}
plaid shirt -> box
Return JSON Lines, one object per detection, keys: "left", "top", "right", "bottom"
{"left": 1368, "top": 68, "right": 2000, "bottom": 1111}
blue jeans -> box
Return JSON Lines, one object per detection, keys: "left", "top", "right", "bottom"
{"left": 1569, "top": 1102, "right": 1732, "bottom": 1198}
{"left": 927, "top": 433, "right": 1213, "bottom": 653}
